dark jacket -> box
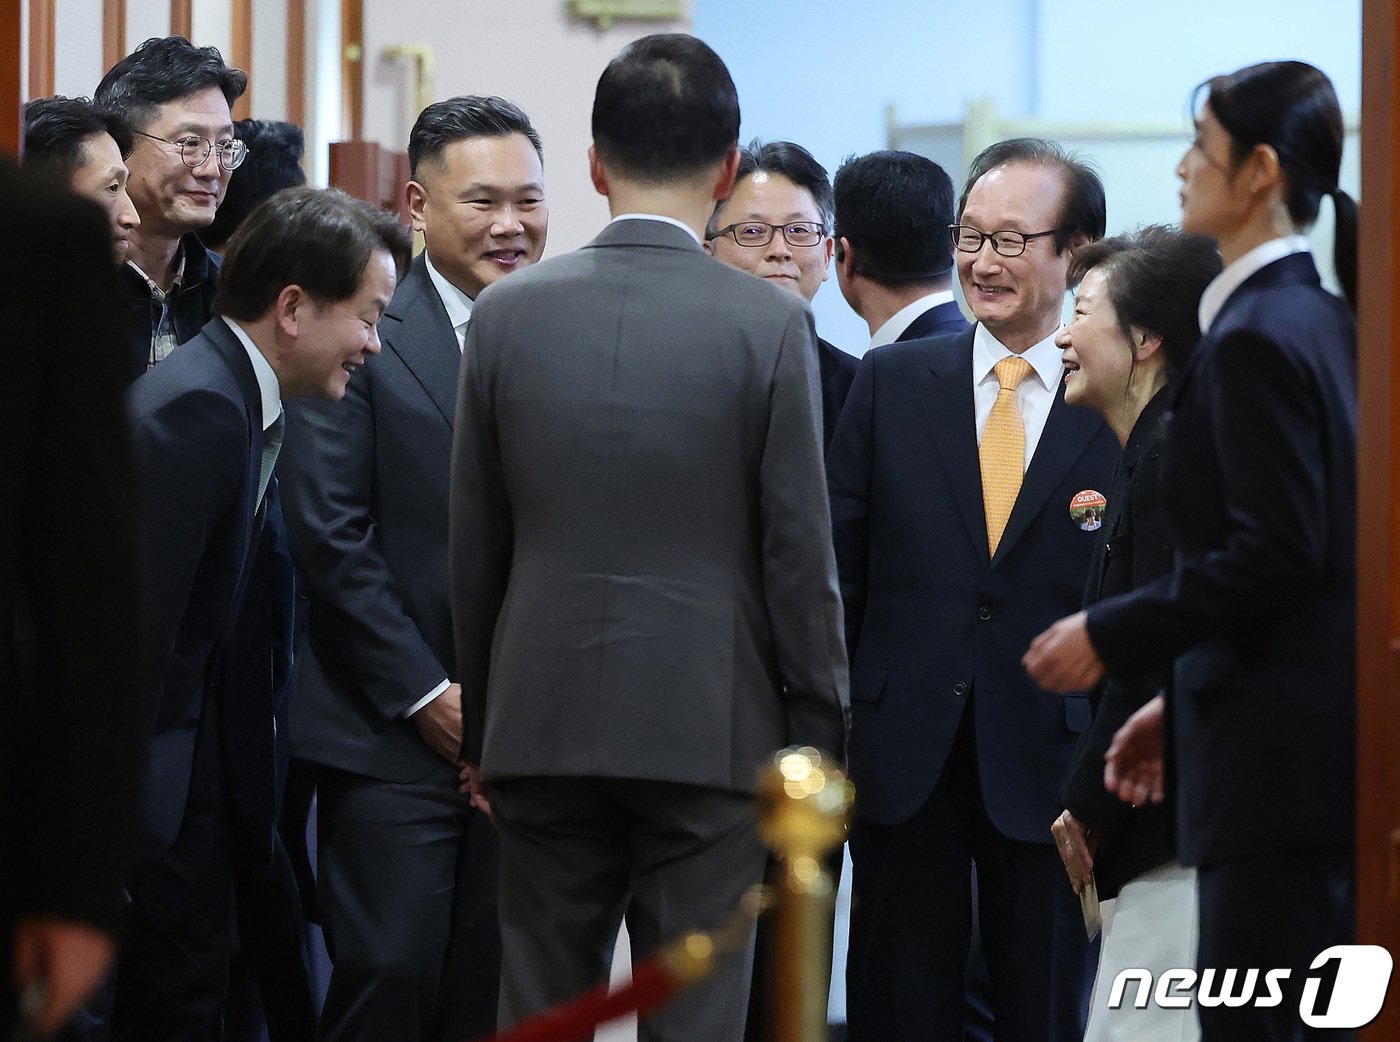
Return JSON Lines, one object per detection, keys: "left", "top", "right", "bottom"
{"left": 1060, "top": 388, "right": 1175, "bottom": 898}
{"left": 1088, "top": 253, "right": 1357, "bottom": 866}
{"left": 817, "top": 337, "right": 858, "bottom": 451}
{"left": 119, "top": 232, "right": 222, "bottom": 381}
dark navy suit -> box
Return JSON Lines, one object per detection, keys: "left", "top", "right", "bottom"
{"left": 897, "top": 297, "right": 969, "bottom": 342}
{"left": 1088, "top": 253, "right": 1357, "bottom": 1041}
{"left": 817, "top": 338, "right": 858, "bottom": 450}
{"left": 828, "top": 326, "right": 1117, "bottom": 1040}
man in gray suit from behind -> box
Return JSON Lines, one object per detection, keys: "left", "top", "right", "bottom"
{"left": 448, "top": 34, "right": 848, "bottom": 1042}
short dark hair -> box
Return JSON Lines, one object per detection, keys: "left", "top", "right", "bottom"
{"left": 592, "top": 33, "right": 739, "bottom": 181}
{"left": 408, "top": 95, "right": 542, "bottom": 178}
{"left": 23, "top": 96, "right": 133, "bottom": 182}
{"left": 1068, "top": 224, "right": 1223, "bottom": 374}
{"left": 1197, "top": 60, "right": 1355, "bottom": 309}
{"left": 203, "top": 119, "right": 308, "bottom": 250}
{"left": 94, "top": 36, "right": 247, "bottom": 130}
{"left": 708, "top": 138, "right": 833, "bottom": 236}
{"left": 832, "top": 150, "right": 955, "bottom": 287}
{"left": 216, "top": 187, "right": 411, "bottom": 321}
{"left": 958, "top": 138, "right": 1106, "bottom": 253}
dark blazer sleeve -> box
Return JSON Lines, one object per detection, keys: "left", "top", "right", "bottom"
{"left": 826, "top": 351, "right": 876, "bottom": 658}
{"left": 449, "top": 316, "right": 514, "bottom": 766}
{"left": 280, "top": 367, "right": 451, "bottom": 724}
{"left": 759, "top": 310, "right": 849, "bottom": 755}
{"left": 1087, "top": 330, "right": 1331, "bottom": 674}
{"left": 132, "top": 386, "right": 248, "bottom": 705}
{"left": 12, "top": 190, "right": 146, "bottom": 934}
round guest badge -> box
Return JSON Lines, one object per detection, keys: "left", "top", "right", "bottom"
{"left": 1070, "top": 489, "right": 1107, "bottom": 532}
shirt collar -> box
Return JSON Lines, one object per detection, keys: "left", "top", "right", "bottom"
{"left": 223, "top": 317, "right": 283, "bottom": 430}
{"left": 972, "top": 321, "right": 1065, "bottom": 392}
{"left": 869, "top": 290, "right": 957, "bottom": 348}
{"left": 423, "top": 251, "right": 475, "bottom": 336}
{"left": 1198, "top": 234, "right": 1311, "bottom": 333}
{"left": 609, "top": 212, "right": 703, "bottom": 245}
{"left": 127, "top": 242, "right": 186, "bottom": 300}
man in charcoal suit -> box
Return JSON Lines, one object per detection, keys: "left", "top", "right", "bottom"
{"left": 279, "top": 95, "right": 547, "bottom": 1042}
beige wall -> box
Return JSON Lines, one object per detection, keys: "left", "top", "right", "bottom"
{"left": 362, "top": 0, "right": 694, "bottom": 256}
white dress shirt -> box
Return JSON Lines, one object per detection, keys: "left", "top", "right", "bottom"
{"left": 869, "top": 290, "right": 958, "bottom": 349}
{"left": 1198, "top": 235, "right": 1310, "bottom": 334}
{"left": 424, "top": 252, "right": 475, "bottom": 353}
{"left": 222, "top": 317, "right": 282, "bottom": 430}
{"left": 609, "top": 212, "right": 703, "bottom": 245}
{"left": 971, "top": 323, "right": 1065, "bottom": 470}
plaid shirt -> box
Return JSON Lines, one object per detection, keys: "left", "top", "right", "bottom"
{"left": 127, "top": 247, "right": 187, "bottom": 368}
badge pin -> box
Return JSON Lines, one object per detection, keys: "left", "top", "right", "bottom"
{"left": 1070, "top": 489, "right": 1106, "bottom": 532}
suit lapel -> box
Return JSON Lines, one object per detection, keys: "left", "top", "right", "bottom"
{"left": 918, "top": 331, "right": 990, "bottom": 566}
{"left": 384, "top": 257, "right": 462, "bottom": 429}
{"left": 990, "top": 380, "right": 1102, "bottom": 569}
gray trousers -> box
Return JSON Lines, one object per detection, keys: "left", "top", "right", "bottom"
{"left": 491, "top": 776, "right": 766, "bottom": 1042}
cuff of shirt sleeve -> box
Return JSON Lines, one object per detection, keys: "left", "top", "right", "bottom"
{"left": 404, "top": 678, "right": 450, "bottom": 718}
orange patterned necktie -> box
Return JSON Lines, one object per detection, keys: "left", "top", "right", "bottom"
{"left": 979, "top": 356, "right": 1033, "bottom": 555}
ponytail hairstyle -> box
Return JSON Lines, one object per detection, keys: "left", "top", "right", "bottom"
{"left": 1197, "top": 60, "right": 1356, "bottom": 309}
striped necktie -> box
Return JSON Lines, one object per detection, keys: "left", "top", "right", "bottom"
{"left": 979, "top": 356, "right": 1033, "bottom": 555}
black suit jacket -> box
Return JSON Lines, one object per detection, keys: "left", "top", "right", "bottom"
{"left": 119, "top": 233, "right": 222, "bottom": 381}
{"left": 828, "top": 327, "right": 1119, "bottom": 839}
{"left": 1088, "top": 253, "right": 1357, "bottom": 866}
{"left": 817, "top": 338, "right": 858, "bottom": 451}
{"left": 281, "top": 254, "right": 459, "bottom": 783}
{"left": 895, "top": 298, "right": 970, "bottom": 343}
{"left": 128, "top": 318, "right": 271, "bottom": 852}
{"left": 0, "top": 161, "right": 145, "bottom": 950}
{"left": 1059, "top": 389, "right": 1174, "bottom": 898}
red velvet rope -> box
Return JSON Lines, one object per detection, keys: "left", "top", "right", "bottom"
{"left": 470, "top": 958, "right": 678, "bottom": 1042}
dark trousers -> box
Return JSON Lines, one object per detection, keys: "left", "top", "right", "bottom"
{"left": 316, "top": 765, "right": 499, "bottom": 1042}
{"left": 1196, "top": 851, "right": 1355, "bottom": 1042}
{"left": 847, "top": 710, "right": 1093, "bottom": 1042}
{"left": 491, "top": 776, "right": 766, "bottom": 1042}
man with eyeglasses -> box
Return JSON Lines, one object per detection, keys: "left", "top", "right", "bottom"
{"left": 833, "top": 150, "right": 970, "bottom": 349}
{"left": 828, "top": 138, "right": 1118, "bottom": 1041}
{"left": 706, "top": 139, "right": 855, "bottom": 449}
{"left": 95, "top": 36, "right": 248, "bottom": 379}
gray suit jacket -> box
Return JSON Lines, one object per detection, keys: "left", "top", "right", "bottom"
{"left": 449, "top": 218, "right": 847, "bottom": 793}
{"left": 281, "top": 254, "right": 459, "bottom": 783}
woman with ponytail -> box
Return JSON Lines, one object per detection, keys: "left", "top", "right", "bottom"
{"left": 1026, "top": 60, "right": 1358, "bottom": 1042}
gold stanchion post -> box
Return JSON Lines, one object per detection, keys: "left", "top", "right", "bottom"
{"left": 756, "top": 746, "right": 854, "bottom": 1042}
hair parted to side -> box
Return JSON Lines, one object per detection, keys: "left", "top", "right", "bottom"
{"left": 708, "top": 138, "right": 833, "bottom": 236}
{"left": 1197, "top": 60, "right": 1355, "bottom": 309}
{"left": 203, "top": 120, "right": 308, "bottom": 251}
{"left": 408, "top": 95, "right": 543, "bottom": 178}
{"left": 834, "top": 150, "right": 956, "bottom": 286}
{"left": 215, "top": 187, "right": 411, "bottom": 321}
{"left": 95, "top": 36, "right": 247, "bottom": 130}
{"left": 959, "top": 137, "right": 1106, "bottom": 253}
{"left": 23, "top": 96, "right": 133, "bottom": 181}
{"left": 1068, "top": 224, "right": 1223, "bottom": 374}
{"left": 592, "top": 33, "right": 739, "bottom": 181}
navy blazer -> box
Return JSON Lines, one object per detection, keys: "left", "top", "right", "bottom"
{"left": 1088, "top": 253, "right": 1357, "bottom": 866}
{"left": 896, "top": 298, "right": 970, "bottom": 342}
{"left": 817, "top": 337, "right": 858, "bottom": 451}
{"left": 128, "top": 317, "right": 269, "bottom": 851}
{"left": 281, "top": 254, "right": 462, "bottom": 784}
{"left": 828, "top": 327, "right": 1119, "bottom": 839}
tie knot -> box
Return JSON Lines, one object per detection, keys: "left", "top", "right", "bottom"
{"left": 994, "top": 356, "right": 1033, "bottom": 392}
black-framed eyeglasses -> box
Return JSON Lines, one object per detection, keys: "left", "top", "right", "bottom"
{"left": 708, "top": 221, "right": 827, "bottom": 248}
{"left": 135, "top": 130, "right": 248, "bottom": 172}
{"left": 949, "top": 224, "right": 1064, "bottom": 258}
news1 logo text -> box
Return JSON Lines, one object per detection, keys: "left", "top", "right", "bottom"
{"left": 1107, "top": 946, "right": 1394, "bottom": 1028}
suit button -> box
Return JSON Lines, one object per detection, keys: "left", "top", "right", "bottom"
{"left": 977, "top": 605, "right": 992, "bottom": 621}
{"left": 953, "top": 681, "right": 968, "bottom": 697}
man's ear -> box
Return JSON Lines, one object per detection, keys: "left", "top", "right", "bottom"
{"left": 836, "top": 236, "right": 855, "bottom": 274}
{"left": 588, "top": 145, "right": 609, "bottom": 197}
{"left": 820, "top": 236, "right": 835, "bottom": 282}
{"left": 275, "top": 284, "right": 306, "bottom": 338}
{"left": 406, "top": 180, "right": 428, "bottom": 232}
{"left": 712, "top": 146, "right": 741, "bottom": 201}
